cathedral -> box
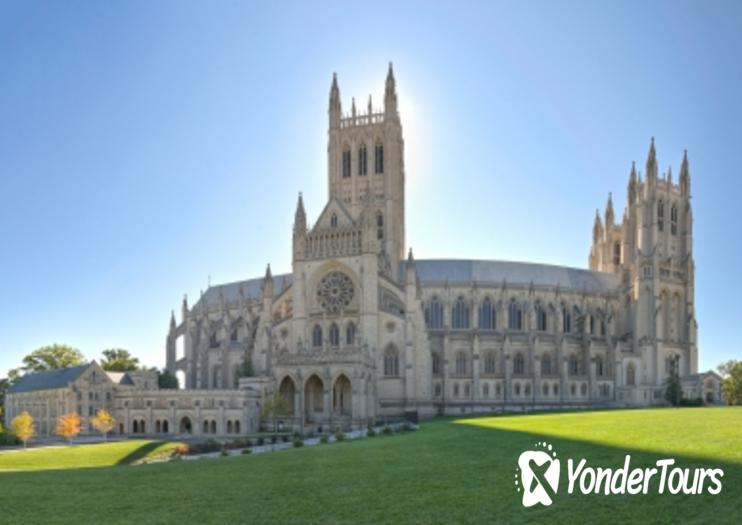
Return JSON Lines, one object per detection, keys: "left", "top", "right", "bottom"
{"left": 163, "top": 64, "right": 719, "bottom": 430}
{"left": 5, "top": 65, "right": 721, "bottom": 439}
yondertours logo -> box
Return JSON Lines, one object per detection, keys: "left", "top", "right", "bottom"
{"left": 514, "top": 442, "right": 724, "bottom": 508}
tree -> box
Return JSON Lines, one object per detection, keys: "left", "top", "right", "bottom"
{"left": 55, "top": 413, "right": 82, "bottom": 444}
{"left": 100, "top": 349, "right": 140, "bottom": 372}
{"left": 158, "top": 369, "right": 179, "bottom": 389}
{"left": 664, "top": 355, "right": 681, "bottom": 406}
{"left": 11, "top": 411, "right": 36, "bottom": 448}
{"left": 90, "top": 409, "right": 116, "bottom": 441}
{"left": 260, "top": 393, "right": 290, "bottom": 434}
{"left": 21, "top": 344, "right": 85, "bottom": 373}
{"left": 0, "top": 377, "right": 8, "bottom": 419}
{"left": 718, "top": 360, "right": 742, "bottom": 406}
{"left": 236, "top": 354, "right": 255, "bottom": 380}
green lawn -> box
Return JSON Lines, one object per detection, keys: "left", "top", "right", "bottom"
{"left": 0, "top": 440, "right": 182, "bottom": 471}
{"left": 0, "top": 408, "right": 739, "bottom": 524}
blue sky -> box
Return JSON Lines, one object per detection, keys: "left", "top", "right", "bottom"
{"left": 0, "top": 0, "right": 740, "bottom": 375}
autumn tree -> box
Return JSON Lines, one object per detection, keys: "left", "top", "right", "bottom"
{"left": 56, "top": 412, "right": 82, "bottom": 444}
{"left": 100, "top": 349, "right": 140, "bottom": 372}
{"left": 11, "top": 411, "right": 36, "bottom": 448}
{"left": 90, "top": 409, "right": 116, "bottom": 441}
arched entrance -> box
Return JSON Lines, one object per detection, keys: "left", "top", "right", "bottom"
{"left": 304, "top": 374, "right": 324, "bottom": 421}
{"left": 279, "top": 376, "right": 297, "bottom": 416}
{"left": 162, "top": 420, "right": 169, "bottom": 434}
{"left": 179, "top": 417, "right": 192, "bottom": 434}
{"left": 333, "top": 375, "right": 352, "bottom": 417}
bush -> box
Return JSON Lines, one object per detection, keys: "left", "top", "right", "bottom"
{"left": 679, "top": 397, "right": 704, "bottom": 407}
{"left": 241, "top": 448, "right": 252, "bottom": 455}
{"left": 220, "top": 449, "right": 229, "bottom": 457}
{"left": 320, "top": 435, "right": 329, "bottom": 444}
{"left": 282, "top": 434, "right": 290, "bottom": 443}
{"left": 366, "top": 427, "right": 376, "bottom": 437}
{"left": 174, "top": 443, "right": 191, "bottom": 456}
{"left": 270, "top": 434, "right": 278, "bottom": 444}
{"left": 189, "top": 439, "right": 222, "bottom": 455}
{"left": 401, "top": 422, "right": 412, "bottom": 432}
{"left": 293, "top": 431, "right": 303, "bottom": 439}
{"left": 382, "top": 426, "right": 393, "bottom": 435}
{"left": 293, "top": 437, "right": 304, "bottom": 448}
{"left": 257, "top": 437, "right": 265, "bottom": 446}
{"left": 334, "top": 430, "right": 345, "bottom": 442}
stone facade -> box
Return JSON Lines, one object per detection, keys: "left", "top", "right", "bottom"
{"left": 163, "top": 65, "right": 719, "bottom": 432}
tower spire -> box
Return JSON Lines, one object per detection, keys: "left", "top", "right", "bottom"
{"left": 384, "top": 62, "right": 398, "bottom": 118}
{"left": 628, "top": 161, "right": 637, "bottom": 204}
{"left": 329, "top": 72, "right": 341, "bottom": 129}
{"left": 680, "top": 149, "right": 690, "bottom": 195}
{"left": 593, "top": 209, "right": 603, "bottom": 242}
{"left": 646, "top": 137, "right": 657, "bottom": 180}
{"left": 605, "top": 192, "right": 614, "bottom": 226}
{"left": 293, "top": 192, "right": 307, "bottom": 234}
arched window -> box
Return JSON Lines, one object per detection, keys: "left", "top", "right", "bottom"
{"left": 613, "top": 242, "right": 621, "bottom": 265}
{"left": 384, "top": 346, "right": 399, "bottom": 376}
{"left": 508, "top": 301, "right": 522, "bottom": 331}
{"left": 312, "top": 324, "right": 322, "bottom": 347}
{"left": 524, "top": 383, "right": 531, "bottom": 396}
{"left": 209, "top": 332, "right": 219, "bottom": 348}
{"left": 358, "top": 143, "right": 367, "bottom": 175}
{"left": 626, "top": 362, "right": 636, "bottom": 386}
{"left": 542, "top": 353, "right": 552, "bottom": 376}
{"left": 514, "top": 383, "right": 521, "bottom": 396}
{"left": 484, "top": 352, "right": 497, "bottom": 375}
{"left": 455, "top": 351, "right": 468, "bottom": 375}
{"left": 570, "top": 383, "right": 576, "bottom": 396}
{"left": 483, "top": 383, "right": 490, "bottom": 397}
{"left": 596, "top": 356, "right": 604, "bottom": 377}
{"left": 542, "top": 383, "right": 549, "bottom": 396}
{"left": 535, "top": 303, "right": 547, "bottom": 331}
{"left": 580, "top": 383, "right": 587, "bottom": 396}
{"left": 434, "top": 383, "right": 442, "bottom": 397}
{"left": 453, "top": 383, "right": 459, "bottom": 397}
{"left": 553, "top": 384, "right": 559, "bottom": 396}
{"left": 374, "top": 141, "right": 384, "bottom": 174}
{"left": 425, "top": 296, "right": 443, "bottom": 329}
{"left": 572, "top": 306, "right": 581, "bottom": 333}
{"left": 345, "top": 322, "right": 356, "bottom": 345}
{"left": 376, "top": 212, "right": 384, "bottom": 240}
{"left": 432, "top": 353, "right": 442, "bottom": 376}
{"left": 329, "top": 323, "right": 340, "bottom": 347}
{"left": 464, "top": 383, "right": 470, "bottom": 398}
{"left": 330, "top": 214, "right": 338, "bottom": 228}
{"left": 589, "top": 315, "right": 596, "bottom": 335}
{"left": 562, "top": 306, "right": 571, "bottom": 333}
{"left": 670, "top": 205, "right": 678, "bottom": 235}
{"left": 514, "top": 353, "right": 525, "bottom": 375}
{"left": 569, "top": 354, "right": 580, "bottom": 376}
{"left": 658, "top": 199, "right": 665, "bottom": 231}
{"left": 342, "top": 145, "right": 351, "bottom": 178}
{"left": 478, "top": 297, "right": 496, "bottom": 329}
{"left": 452, "top": 297, "right": 470, "bottom": 329}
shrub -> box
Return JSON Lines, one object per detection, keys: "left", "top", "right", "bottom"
{"left": 282, "top": 434, "right": 290, "bottom": 443}
{"left": 366, "top": 428, "right": 376, "bottom": 437}
{"left": 220, "top": 449, "right": 229, "bottom": 457}
{"left": 174, "top": 443, "right": 191, "bottom": 456}
{"left": 679, "top": 397, "right": 704, "bottom": 407}
{"left": 401, "top": 422, "right": 412, "bottom": 432}
{"left": 293, "top": 431, "right": 303, "bottom": 439}
{"left": 382, "top": 426, "right": 393, "bottom": 435}
{"left": 241, "top": 448, "right": 252, "bottom": 455}
{"left": 271, "top": 435, "right": 278, "bottom": 444}
{"left": 334, "top": 430, "right": 346, "bottom": 442}
{"left": 320, "top": 435, "right": 329, "bottom": 444}
{"left": 257, "top": 437, "right": 265, "bottom": 446}
{"left": 293, "top": 437, "right": 304, "bottom": 448}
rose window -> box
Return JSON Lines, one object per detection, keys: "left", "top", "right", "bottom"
{"left": 317, "top": 272, "right": 354, "bottom": 313}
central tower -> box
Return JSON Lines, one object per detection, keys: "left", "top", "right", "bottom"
{"left": 327, "top": 63, "right": 406, "bottom": 270}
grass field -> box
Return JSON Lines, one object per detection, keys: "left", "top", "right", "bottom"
{"left": 0, "top": 407, "right": 739, "bottom": 524}
{"left": 0, "top": 440, "right": 182, "bottom": 471}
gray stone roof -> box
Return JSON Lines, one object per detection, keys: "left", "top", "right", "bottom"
{"left": 197, "top": 273, "right": 293, "bottom": 307}
{"left": 8, "top": 364, "right": 91, "bottom": 394}
{"left": 409, "top": 259, "right": 620, "bottom": 293}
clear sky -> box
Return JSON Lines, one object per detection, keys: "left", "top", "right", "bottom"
{"left": 1, "top": 0, "right": 740, "bottom": 375}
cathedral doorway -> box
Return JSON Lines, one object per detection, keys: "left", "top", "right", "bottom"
{"left": 179, "top": 416, "right": 192, "bottom": 434}
{"left": 279, "top": 376, "right": 296, "bottom": 416}
{"left": 304, "top": 374, "right": 324, "bottom": 420}
{"left": 332, "top": 375, "right": 352, "bottom": 417}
